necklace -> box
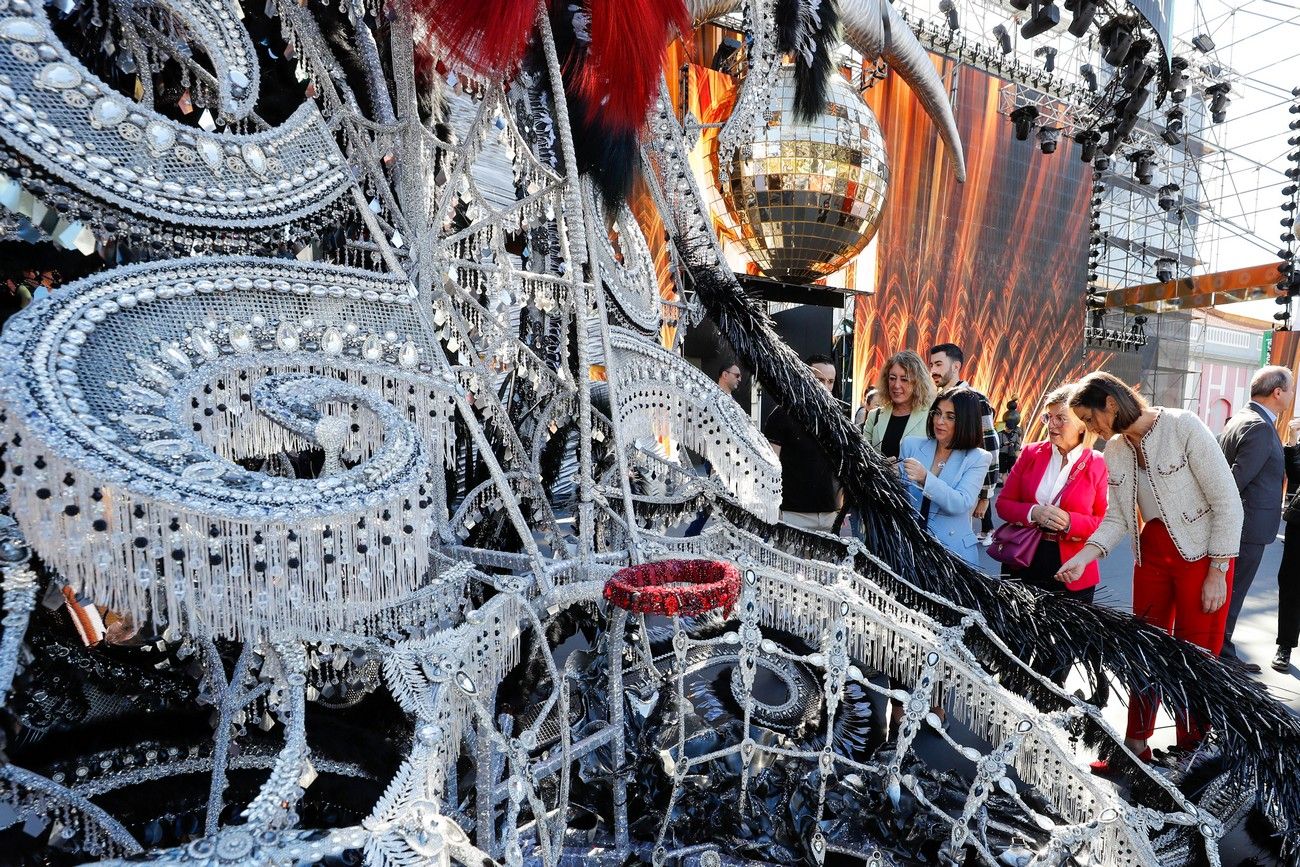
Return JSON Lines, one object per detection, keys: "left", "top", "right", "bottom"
{"left": 933, "top": 445, "right": 952, "bottom": 475}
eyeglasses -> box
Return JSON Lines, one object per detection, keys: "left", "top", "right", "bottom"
{"left": 1041, "top": 412, "right": 1073, "bottom": 426}
{"left": 929, "top": 410, "right": 959, "bottom": 422}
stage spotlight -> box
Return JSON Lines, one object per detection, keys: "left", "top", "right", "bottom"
{"left": 1155, "top": 257, "right": 1175, "bottom": 282}
{"left": 1011, "top": 105, "right": 1039, "bottom": 140}
{"left": 1022, "top": 0, "right": 1061, "bottom": 39}
{"left": 1095, "top": 154, "right": 1111, "bottom": 171}
{"left": 1158, "top": 184, "right": 1179, "bottom": 210}
{"left": 1191, "top": 33, "right": 1215, "bottom": 53}
{"left": 1169, "top": 56, "right": 1189, "bottom": 91}
{"left": 992, "top": 24, "right": 1013, "bottom": 54}
{"left": 1207, "top": 82, "right": 1232, "bottom": 123}
{"left": 1103, "top": 90, "right": 1148, "bottom": 153}
{"left": 1009, "top": 0, "right": 1031, "bottom": 10}
{"left": 1064, "top": 0, "right": 1098, "bottom": 37}
{"left": 1100, "top": 18, "right": 1135, "bottom": 66}
{"left": 1038, "top": 126, "right": 1062, "bottom": 153}
{"left": 1122, "top": 61, "right": 1155, "bottom": 92}
{"left": 939, "top": 0, "right": 959, "bottom": 30}
{"left": 1080, "top": 63, "right": 1098, "bottom": 92}
{"left": 1077, "top": 130, "right": 1100, "bottom": 162}
{"left": 1129, "top": 148, "right": 1155, "bottom": 185}
{"left": 1035, "top": 45, "right": 1057, "bottom": 72}
{"left": 711, "top": 37, "right": 742, "bottom": 73}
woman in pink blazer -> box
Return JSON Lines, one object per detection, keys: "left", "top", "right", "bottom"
{"left": 996, "top": 385, "right": 1108, "bottom": 603}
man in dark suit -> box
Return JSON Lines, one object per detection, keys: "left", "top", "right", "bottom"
{"left": 1218, "top": 365, "right": 1295, "bottom": 672}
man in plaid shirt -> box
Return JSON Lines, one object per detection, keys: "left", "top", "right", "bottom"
{"left": 928, "top": 343, "right": 1001, "bottom": 535}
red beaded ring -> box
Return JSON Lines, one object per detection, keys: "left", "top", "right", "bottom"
{"left": 603, "top": 559, "right": 741, "bottom": 617}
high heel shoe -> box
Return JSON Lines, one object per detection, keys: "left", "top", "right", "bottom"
{"left": 1089, "top": 746, "right": 1153, "bottom": 776}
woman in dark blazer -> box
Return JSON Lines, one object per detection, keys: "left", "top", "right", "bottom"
{"left": 996, "top": 385, "right": 1109, "bottom": 603}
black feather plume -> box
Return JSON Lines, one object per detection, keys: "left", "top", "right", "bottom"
{"left": 774, "top": 0, "right": 842, "bottom": 122}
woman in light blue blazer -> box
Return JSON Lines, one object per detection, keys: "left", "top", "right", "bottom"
{"left": 898, "top": 387, "right": 993, "bottom": 565}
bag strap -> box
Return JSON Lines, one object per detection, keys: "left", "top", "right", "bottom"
{"left": 1049, "top": 451, "right": 1092, "bottom": 506}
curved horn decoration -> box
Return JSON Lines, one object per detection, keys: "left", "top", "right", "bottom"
{"left": 686, "top": 0, "right": 966, "bottom": 181}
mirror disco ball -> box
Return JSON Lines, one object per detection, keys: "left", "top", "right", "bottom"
{"left": 713, "top": 65, "right": 889, "bottom": 284}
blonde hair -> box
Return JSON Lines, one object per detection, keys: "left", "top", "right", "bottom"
{"left": 1043, "top": 382, "right": 1098, "bottom": 449}
{"left": 875, "top": 350, "right": 936, "bottom": 414}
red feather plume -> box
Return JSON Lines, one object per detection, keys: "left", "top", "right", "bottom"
{"left": 575, "top": 0, "right": 692, "bottom": 133}
{"left": 413, "top": 0, "right": 544, "bottom": 75}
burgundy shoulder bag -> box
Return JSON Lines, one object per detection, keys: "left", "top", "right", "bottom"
{"left": 989, "top": 453, "right": 1090, "bottom": 570}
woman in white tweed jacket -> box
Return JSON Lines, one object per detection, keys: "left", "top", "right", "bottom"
{"left": 1055, "top": 372, "right": 1243, "bottom": 771}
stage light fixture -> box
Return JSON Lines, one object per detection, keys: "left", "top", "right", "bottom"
{"left": 1191, "top": 34, "right": 1215, "bottom": 53}
{"left": 1207, "top": 83, "right": 1231, "bottom": 123}
{"left": 711, "top": 37, "right": 742, "bottom": 73}
{"left": 1009, "top": 0, "right": 1031, "bottom": 10}
{"left": 1169, "top": 57, "right": 1188, "bottom": 92}
{"left": 1080, "top": 63, "right": 1097, "bottom": 93}
{"left": 1094, "top": 155, "right": 1111, "bottom": 171}
{"left": 1021, "top": 0, "right": 1061, "bottom": 39}
{"left": 1064, "top": 0, "right": 1098, "bottom": 37}
{"left": 1035, "top": 45, "right": 1057, "bottom": 72}
{"left": 1038, "top": 126, "right": 1062, "bottom": 154}
{"left": 1129, "top": 148, "right": 1155, "bottom": 185}
{"left": 1010, "top": 105, "right": 1039, "bottom": 141}
{"left": 1100, "top": 19, "right": 1135, "bottom": 66}
{"left": 1077, "top": 130, "right": 1100, "bottom": 163}
{"left": 1285, "top": 185, "right": 1298, "bottom": 197}
{"left": 1155, "top": 257, "right": 1175, "bottom": 282}
{"left": 1158, "top": 184, "right": 1179, "bottom": 210}
{"left": 992, "top": 24, "right": 1013, "bottom": 55}
{"left": 939, "top": 0, "right": 959, "bottom": 30}
{"left": 1103, "top": 91, "right": 1147, "bottom": 154}
{"left": 1122, "top": 61, "right": 1155, "bottom": 92}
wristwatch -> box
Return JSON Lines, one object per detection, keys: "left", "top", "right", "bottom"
{"left": 1211, "top": 560, "right": 1229, "bottom": 573}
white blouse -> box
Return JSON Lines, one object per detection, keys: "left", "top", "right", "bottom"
{"left": 1136, "top": 467, "right": 1163, "bottom": 522}
{"left": 1029, "top": 443, "right": 1085, "bottom": 523}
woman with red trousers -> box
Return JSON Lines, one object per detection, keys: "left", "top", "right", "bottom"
{"left": 997, "top": 385, "right": 1108, "bottom": 604}
{"left": 1055, "top": 372, "right": 1243, "bottom": 772}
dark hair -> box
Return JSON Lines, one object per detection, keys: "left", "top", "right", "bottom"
{"left": 714, "top": 358, "right": 740, "bottom": 379}
{"left": 1068, "top": 371, "right": 1147, "bottom": 432}
{"left": 928, "top": 343, "right": 964, "bottom": 365}
{"left": 927, "top": 386, "right": 983, "bottom": 450}
{"left": 805, "top": 353, "right": 837, "bottom": 369}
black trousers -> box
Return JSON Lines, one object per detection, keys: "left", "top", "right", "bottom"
{"left": 1004, "top": 540, "right": 1097, "bottom": 686}
{"left": 1279, "top": 519, "right": 1300, "bottom": 650}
